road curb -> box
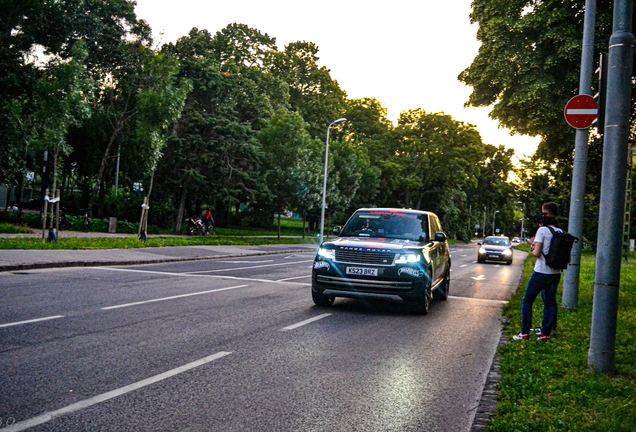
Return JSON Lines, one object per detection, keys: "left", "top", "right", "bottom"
{"left": 0, "top": 249, "right": 315, "bottom": 273}
{"left": 469, "top": 333, "right": 508, "bottom": 431}
{"left": 469, "top": 250, "right": 527, "bottom": 431}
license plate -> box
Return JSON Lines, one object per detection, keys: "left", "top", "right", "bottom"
{"left": 346, "top": 267, "right": 378, "bottom": 276}
{"left": 488, "top": 255, "right": 499, "bottom": 259}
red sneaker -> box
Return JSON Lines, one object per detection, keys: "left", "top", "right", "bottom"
{"left": 513, "top": 333, "right": 529, "bottom": 341}
{"left": 537, "top": 334, "right": 549, "bottom": 343}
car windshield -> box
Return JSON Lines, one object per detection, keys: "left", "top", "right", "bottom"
{"left": 341, "top": 210, "right": 429, "bottom": 242}
{"left": 484, "top": 237, "right": 510, "bottom": 246}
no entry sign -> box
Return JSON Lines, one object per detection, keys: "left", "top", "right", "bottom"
{"left": 564, "top": 94, "right": 598, "bottom": 129}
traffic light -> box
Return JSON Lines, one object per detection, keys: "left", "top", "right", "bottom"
{"left": 592, "top": 53, "right": 608, "bottom": 133}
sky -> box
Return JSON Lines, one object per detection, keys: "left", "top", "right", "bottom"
{"left": 134, "top": 0, "right": 541, "bottom": 159}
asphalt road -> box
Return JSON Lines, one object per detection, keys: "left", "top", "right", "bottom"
{"left": 0, "top": 244, "right": 526, "bottom": 432}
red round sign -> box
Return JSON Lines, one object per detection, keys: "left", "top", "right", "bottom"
{"left": 564, "top": 94, "right": 598, "bottom": 129}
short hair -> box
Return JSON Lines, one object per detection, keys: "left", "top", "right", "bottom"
{"left": 542, "top": 202, "right": 558, "bottom": 216}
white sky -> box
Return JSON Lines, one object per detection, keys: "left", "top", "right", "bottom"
{"left": 134, "top": 0, "right": 541, "bottom": 159}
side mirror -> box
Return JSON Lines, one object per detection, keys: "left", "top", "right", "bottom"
{"left": 477, "top": 242, "right": 482, "bottom": 245}
{"left": 332, "top": 226, "right": 342, "bottom": 235}
{"left": 434, "top": 232, "right": 447, "bottom": 242}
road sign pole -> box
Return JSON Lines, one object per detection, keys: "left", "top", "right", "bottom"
{"left": 588, "top": 0, "right": 634, "bottom": 374}
{"left": 562, "top": 0, "right": 597, "bottom": 311}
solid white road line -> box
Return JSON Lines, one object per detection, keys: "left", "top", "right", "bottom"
{"left": 217, "top": 260, "right": 274, "bottom": 264}
{"left": 460, "top": 264, "right": 467, "bottom": 268}
{"left": 97, "top": 267, "right": 311, "bottom": 286}
{"left": 101, "top": 285, "right": 249, "bottom": 310}
{"left": 448, "top": 296, "right": 508, "bottom": 305}
{"left": 280, "top": 313, "right": 332, "bottom": 331}
{"left": 3, "top": 351, "right": 232, "bottom": 432}
{"left": 0, "top": 315, "right": 65, "bottom": 329}
{"left": 184, "top": 259, "right": 314, "bottom": 274}
{"left": 276, "top": 275, "right": 311, "bottom": 282}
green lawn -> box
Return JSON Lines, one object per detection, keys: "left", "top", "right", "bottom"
{"left": 0, "top": 235, "right": 320, "bottom": 250}
{"left": 489, "top": 248, "right": 636, "bottom": 431}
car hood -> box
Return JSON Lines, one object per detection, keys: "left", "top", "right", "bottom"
{"left": 323, "top": 237, "right": 424, "bottom": 251}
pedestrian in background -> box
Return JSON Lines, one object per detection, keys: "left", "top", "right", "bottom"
{"left": 513, "top": 202, "right": 562, "bottom": 343}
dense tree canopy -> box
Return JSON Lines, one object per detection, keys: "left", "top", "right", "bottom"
{"left": 458, "top": 0, "right": 628, "bottom": 158}
{"left": 1, "top": 2, "right": 544, "bottom": 241}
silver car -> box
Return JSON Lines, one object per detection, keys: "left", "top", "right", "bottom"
{"left": 477, "top": 236, "right": 513, "bottom": 265}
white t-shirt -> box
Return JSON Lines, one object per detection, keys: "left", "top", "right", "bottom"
{"left": 534, "top": 225, "right": 562, "bottom": 274}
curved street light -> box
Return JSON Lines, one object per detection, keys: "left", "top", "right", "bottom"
{"left": 320, "top": 118, "right": 347, "bottom": 245}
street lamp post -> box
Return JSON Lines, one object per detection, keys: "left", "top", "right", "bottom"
{"left": 320, "top": 118, "right": 347, "bottom": 245}
{"left": 517, "top": 201, "right": 526, "bottom": 243}
{"left": 492, "top": 210, "right": 500, "bottom": 235}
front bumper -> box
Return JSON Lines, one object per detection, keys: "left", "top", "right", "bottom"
{"left": 478, "top": 252, "right": 512, "bottom": 262}
{"left": 312, "top": 260, "right": 429, "bottom": 303}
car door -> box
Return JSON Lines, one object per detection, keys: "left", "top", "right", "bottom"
{"left": 428, "top": 214, "right": 444, "bottom": 284}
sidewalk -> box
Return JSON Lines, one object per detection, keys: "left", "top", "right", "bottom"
{"left": 0, "top": 230, "right": 319, "bottom": 272}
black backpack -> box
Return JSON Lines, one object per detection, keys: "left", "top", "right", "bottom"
{"left": 542, "top": 226, "right": 579, "bottom": 270}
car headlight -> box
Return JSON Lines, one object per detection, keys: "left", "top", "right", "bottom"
{"left": 479, "top": 247, "right": 487, "bottom": 254}
{"left": 503, "top": 249, "right": 512, "bottom": 256}
{"left": 318, "top": 247, "right": 335, "bottom": 260}
{"left": 395, "top": 253, "right": 421, "bottom": 264}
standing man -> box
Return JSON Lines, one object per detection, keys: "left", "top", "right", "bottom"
{"left": 513, "top": 202, "right": 562, "bottom": 342}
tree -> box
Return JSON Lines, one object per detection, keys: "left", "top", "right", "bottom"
{"left": 385, "top": 110, "right": 487, "bottom": 238}
{"left": 458, "top": 0, "right": 624, "bottom": 159}
{"left": 159, "top": 26, "right": 283, "bottom": 230}
{"left": 0, "top": 0, "right": 151, "bottom": 187}
{"left": 32, "top": 42, "right": 92, "bottom": 193}
{"left": 86, "top": 44, "right": 190, "bottom": 217}
{"left": 258, "top": 109, "right": 312, "bottom": 238}
{"left": 268, "top": 41, "right": 347, "bottom": 139}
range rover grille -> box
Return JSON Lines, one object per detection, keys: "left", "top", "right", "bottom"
{"left": 335, "top": 250, "right": 396, "bottom": 266}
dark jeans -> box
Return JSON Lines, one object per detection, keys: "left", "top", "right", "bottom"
{"left": 521, "top": 271, "right": 561, "bottom": 336}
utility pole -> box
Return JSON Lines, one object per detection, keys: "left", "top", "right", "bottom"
{"left": 588, "top": 0, "right": 634, "bottom": 374}
{"left": 562, "top": 0, "right": 598, "bottom": 311}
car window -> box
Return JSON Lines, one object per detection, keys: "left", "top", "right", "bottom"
{"left": 484, "top": 238, "right": 510, "bottom": 246}
{"left": 341, "top": 210, "right": 429, "bottom": 242}
{"left": 430, "top": 215, "right": 442, "bottom": 236}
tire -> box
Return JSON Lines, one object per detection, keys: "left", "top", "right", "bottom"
{"left": 477, "top": 256, "right": 484, "bottom": 263}
{"left": 433, "top": 271, "right": 450, "bottom": 301}
{"left": 507, "top": 259, "right": 513, "bottom": 265}
{"left": 187, "top": 226, "right": 196, "bottom": 236}
{"left": 312, "top": 291, "right": 335, "bottom": 307}
{"left": 409, "top": 294, "right": 430, "bottom": 315}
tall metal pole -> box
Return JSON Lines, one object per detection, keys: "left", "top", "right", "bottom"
{"left": 588, "top": 0, "right": 634, "bottom": 374}
{"left": 482, "top": 207, "right": 486, "bottom": 238}
{"left": 320, "top": 118, "right": 346, "bottom": 245}
{"left": 115, "top": 145, "right": 121, "bottom": 196}
{"left": 492, "top": 210, "right": 499, "bottom": 235}
{"left": 518, "top": 202, "right": 525, "bottom": 243}
{"left": 562, "top": 0, "right": 598, "bottom": 311}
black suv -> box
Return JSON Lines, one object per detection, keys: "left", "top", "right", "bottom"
{"left": 311, "top": 208, "right": 451, "bottom": 314}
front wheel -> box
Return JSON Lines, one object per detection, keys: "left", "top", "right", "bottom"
{"left": 312, "top": 291, "right": 335, "bottom": 307}
{"left": 409, "top": 294, "right": 430, "bottom": 315}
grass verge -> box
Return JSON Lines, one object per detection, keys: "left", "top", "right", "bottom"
{"left": 489, "top": 250, "right": 636, "bottom": 431}
{"left": 0, "top": 223, "right": 33, "bottom": 234}
{"left": 0, "top": 236, "right": 319, "bottom": 250}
